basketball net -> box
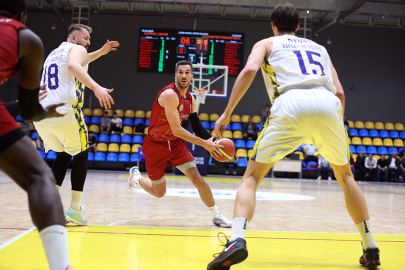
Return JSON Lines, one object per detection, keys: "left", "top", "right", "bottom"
{"left": 195, "top": 89, "right": 208, "bottom": 104}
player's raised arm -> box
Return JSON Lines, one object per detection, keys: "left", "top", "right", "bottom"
{"left": 68, "top": 45, "right": 114, "bottom": 109}
{"left": 214, "top": 39, "right": 271, "bottom": 139}
{"left": 329, "top": 57, "right": 345, "bottom": 115}
{"left": 161, "top": 89, "right": 222, "bottom": 158}
{"left": 88, "top": 39, "right": 120, "bottom": 63}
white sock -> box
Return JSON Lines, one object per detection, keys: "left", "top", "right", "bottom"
{"left": 230, "top": 217, "right": 248, "bottom": 241}
{"left": 208, "top": 205, "right": 220, "bottom": 218}
{"left": 56, "top": 185, "right": 61, "bottom": 192}
{"left": 356, "top": 220, "right": 378, "bottom": 249}
{"left": 39, "top": 225, "right": 71, "bottom": 270}
{"left": 70, "top": 190, "right": 82, "bottom": 211}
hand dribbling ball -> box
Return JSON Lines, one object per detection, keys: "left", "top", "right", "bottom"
{"left": 213, "top": 138, "right": 236, "bottom": 162}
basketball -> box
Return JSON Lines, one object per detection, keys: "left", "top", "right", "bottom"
{"left": 213, "top": 138, "right": 236, "bottom": 162}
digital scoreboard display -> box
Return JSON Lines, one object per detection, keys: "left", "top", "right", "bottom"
{"left": 138, "top": 28, "right": 244, "bottom": 75}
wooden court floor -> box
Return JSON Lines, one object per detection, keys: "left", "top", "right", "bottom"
{"left": 0, "top": 170, "right": 404, "bottom": 269}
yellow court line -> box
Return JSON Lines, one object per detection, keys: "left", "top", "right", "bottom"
{"left": 0, "top": 226, "right": 403, "bottom": 269}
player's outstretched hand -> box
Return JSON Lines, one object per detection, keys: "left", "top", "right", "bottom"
{"left": 214, "top": 113, "right": 231, "bottom": 139}
{"left": 100, "top": 39, "right": 119, "bottom": 55}
{"left": 44, "top": 102, "right": 68, "bottom": 119}
{"left": 94, "top": 86, "right": 114, "bottom": 109}
{"left": 203, "top": 137, "right": 223, "bottom": 158}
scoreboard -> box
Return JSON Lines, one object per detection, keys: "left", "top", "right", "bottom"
{"left": 138, "top": 28, "right": 244, "bottom": 75}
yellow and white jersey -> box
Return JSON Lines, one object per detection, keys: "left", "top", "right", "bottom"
{"left": 40, "top": 42, "right": 89, "bottom": 109}
{"left": 262, "top": 35, "right": 336, "bottom": 104}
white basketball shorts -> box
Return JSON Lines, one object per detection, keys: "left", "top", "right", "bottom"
{"left": 34, "top": 106, "right": 88, "bottom": 156}
{"left": 250, "top": 89, "right": 349, "bottom": 166}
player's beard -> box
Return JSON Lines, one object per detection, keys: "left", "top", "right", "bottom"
{"left": 177, "top": 79, "right": 191, "bottom": 90}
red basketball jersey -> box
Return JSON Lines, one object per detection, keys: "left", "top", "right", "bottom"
{"left": 0, "top": 17, "right": 27, "bottom": 85}
{"left": 148, "top": 82, "right": 192, "bottom": 141}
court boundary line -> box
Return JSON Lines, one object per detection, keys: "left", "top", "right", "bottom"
{"left": 0, "top": 226, "right": 36, "bottom": 250}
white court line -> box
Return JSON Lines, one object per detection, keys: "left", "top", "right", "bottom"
{"left": 108, "top": 217, "right": 184, "bottom": 226}
{"left": 0, "top": 226, "right": 36, "bottom": 250}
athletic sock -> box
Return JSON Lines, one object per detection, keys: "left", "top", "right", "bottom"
{"left": 70, "top": 190, "right": 82, "bottom": 211}
{"left": 230, "top": 217, "right": 248, "bottom": 242}
{"left": 208, "top": 205, "right": 220, "bottom": 218}
{"left": 56, "top": 185, "right": 61, "bottom": 192}
{"left": 39, "top": 225, "right": 71, "bottom": 270}
{"left": 356, "top": 220, "right": 378, "bottom": 249}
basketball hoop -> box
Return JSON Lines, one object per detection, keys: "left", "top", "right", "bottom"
{"left": 195, "top": 89, "right": 209, "bottom": 104}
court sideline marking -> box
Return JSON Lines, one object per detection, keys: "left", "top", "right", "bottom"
{"left": 0, "top": 226, "right": 36, "bottom": 250}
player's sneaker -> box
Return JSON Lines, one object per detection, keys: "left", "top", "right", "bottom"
{"left": 359, "top": 243, "right": 380, "bottom": 268}
{"left": 207, "top": 233, "right": 248, "bottom": 270}
{"left": 65, "top": 206, "right": 87, "bottom": 226}
{"left": 213, "top": 212, "right": 232, "bottom": 228}
{"left": 128, "top": 166, "right": 141, "bottom": 192}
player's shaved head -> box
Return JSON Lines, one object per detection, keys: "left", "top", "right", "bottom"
{"left": 0, "top": 0, "right": 26, "bottom": 18}
{"left": 68, "top": 24, "right": 92, "bottom": 37}
{"left": 270, "top": 3, "right": 299, "bottom": 33}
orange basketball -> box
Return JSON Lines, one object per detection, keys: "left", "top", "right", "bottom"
{"left": 213, "top": 138, "right": 236, "bottom": 162}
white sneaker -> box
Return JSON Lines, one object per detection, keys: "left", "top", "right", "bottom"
{"left": 128, "top": 166, "right": 141, "bottom": 192}
{"left": 233, "top": 170, "right": 237, "bottom": 175}
{"left": 328, "top": 176, "right": 332, "bottom": 181}
{"left": 317, "top": 176, "right": 322, "bottom": 180}
{"left": 213, "top": 212, "right": 232, "bottom": 228}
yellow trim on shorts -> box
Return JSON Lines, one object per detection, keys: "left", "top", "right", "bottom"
{"left": 74, "top": 108, "right": 89, "bottom": 152}
{"left": 345, "top": 129, "right": 350, "bottom": 161}
{"left": 250, "top": 112, "right": 271, "bottom": 160}
{"left": 261, "top": 63, "right": 281, "bottom": 101}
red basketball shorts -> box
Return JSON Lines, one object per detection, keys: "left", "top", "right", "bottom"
{"left": 0, "top": 99, "right": 25, "bottom": 154}
{"left": 143, "top": 135, "right": 194, "bottom": 181}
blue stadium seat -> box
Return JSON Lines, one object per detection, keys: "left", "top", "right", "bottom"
{"left": 121, "top": 134, "right": 132, "bottom": 144}
{"left": 349, "top": 145, "right": 356, "bottom": 154}
{"left": 130, "top": 153, "right": 138, "bottom": 162}
{"left": 359, "top": 129, "right": 369, "bottom": 137}
{"left": 94, "top": 152, "right": 105, "bottom": 161}
{"left": 106, "top": 153, "right": 117, "bottom": 162}
{"left": 349, "top": 129, "right": 358, "bottom": 137}
{"left": 356, "top": 145, "right": 367, "bottom": 154}
{"left": 257, "top": 124, "right": 263, "bottom": 131}
{"left": 378, "top": 147, "right": 388, "bottom": 155}
{"left": 247, "top": 140, "right": 255, "bottom": 149}
{"left": 88, "top": 152, "right": 94, "bottom": 161}
{"left": 123, "top": 118, "right": 133, "bottom": 126}
{"left": 16, "top": 115, "right": 24, "bottom": 122}
{"left": 210, "top": 122, "right": 216, "bottom": 130}
{"left": 367, "top": 146, "right": 377, "bottom": 155}
{"left": 235, "top": 140, "right": 246, "bottom": 148}
{"left": 91, "top": 116, "right": 101, "bottom": 125}
{"left": 201, "top": 121, "right": 209, "bottom": 129}
{"left": 388, "top": 147, "right": 398, "bottom": 155}
{"left": 296, "top": 145, "right": 302, "bottom": 151}
{"left": 237, "top": 158, "right": 247, "bottom": 167}
{"left": 134, "top": 118, "right": 145, "bottom": 126}
{"left": 98, "top": 134, "right": 109, "bottom": 143}
{"left": 302, "top": 161, "right": 307, "bottom": 169}
{"left": 31, "top": 131, "right": 38, "bottom": 140}
{"left": 369, "top": 130, "right": 379, "bottom": 138}
{"left": 306, "top": 161, "right": 318, "bottom": 170}
{"left": 118, "top": 153, "right": 129, "bottom": 162}
{"left": 400, "top": 132, "right": 405, "bottom": 139}
{"left": 132, "top": 135, "right": 143, "bottom": 144}
{"left": 390, "top": 131, "right": 399, "bottom": 139}
{"left": 399, "top": 147, "right": 405, "bottom": 154}
{"left": 47, "top": 151, "right": 57, "bottom": 160}
{"left": 84, "top": 116, "right": 90, "bottom": 125}
{"left": 145, "top": 119, "right": 150, "bottom": 127}
{"left": 38, "top": 150, "right": 46, "bottom": 159}
{"left": 232, "top": 123, "right": 242, "bottom": 131}
{"left": 110, "top": 134, "right": 120, "bottom": 143}
{"left": 225, "top": 124, "right": 231, "bottom": 130}
{"left": 93, "top": 134, "right": 98, "bottom": 141}
{"left": 379, "top": 130, "right": 389, "bottom": 139}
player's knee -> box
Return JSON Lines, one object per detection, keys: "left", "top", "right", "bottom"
{"left": 26, "top": 167, "right": 55, "bottom": 190}
{"left": 155, "top": 189, "right": 166, "bottom": 198}
{"left": 192, "top": 176, "right": 206, "bottom": 189}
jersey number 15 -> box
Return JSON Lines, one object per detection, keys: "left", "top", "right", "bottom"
{"left": 293, "top": 50, "right": 325, "bottom": 76}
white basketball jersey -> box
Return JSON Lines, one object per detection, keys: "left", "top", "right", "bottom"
{"left": 261, "top": 35, "right": 336, "bottom": 104}
{"left": 40, "top": 42, "right": 89, "bottom": 108}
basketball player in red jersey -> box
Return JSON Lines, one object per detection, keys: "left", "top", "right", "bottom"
{"left": 0, "top": 1, "right": 73, "bottom": 269}
{"left": 128, "top": 60, "right": 232, "bottom": 227}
